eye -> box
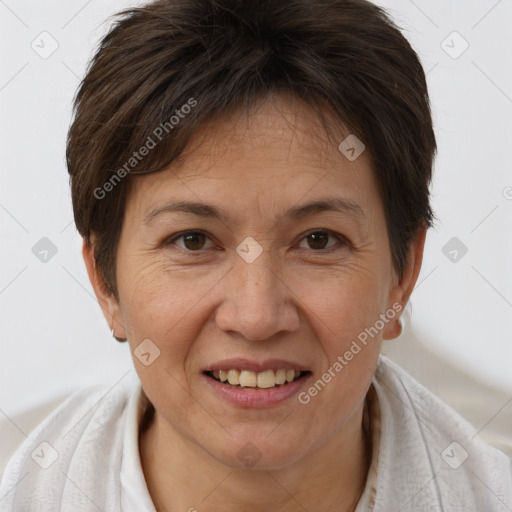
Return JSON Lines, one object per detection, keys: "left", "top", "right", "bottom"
{"left": 166, "top": 230, "right": 216, "bottom": 251}
{"left": 297, "top": 230, "right": 346, "bottom": 251}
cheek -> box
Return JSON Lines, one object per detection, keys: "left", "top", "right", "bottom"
{"left": 291, "top": 265, "right": 387, "bottom": 343}
{"left": 116, "top": 254, "right": 233, "bottom": 395}
{"left": 117, "top": 259, "right": 216, "bottom": 426}
{"left": 289, "top": 268, "right": 384, "bottom": 405}
{"left": 118, "top": 254, "right": 221, "bottom": 337}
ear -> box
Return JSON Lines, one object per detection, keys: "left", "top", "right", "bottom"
{"left": 383, "top": 227, "right": 427, "bottom": 340}
{"left": 82, "top": 237, "right": 127, "bottom": 340}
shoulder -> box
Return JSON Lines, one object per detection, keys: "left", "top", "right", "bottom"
{"left": 372, "top": 355, "right": 512, "bottom": 511}
{"left": 0, "top": 370, "right": 141, "bottom": 512}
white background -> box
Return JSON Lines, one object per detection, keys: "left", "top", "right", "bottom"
{"left": 1, "top": 0, "right": 511, "bottom": 417}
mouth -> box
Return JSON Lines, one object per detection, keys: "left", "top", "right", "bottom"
{"left": 204, "top": 369, "right": 311, "bottom": 390}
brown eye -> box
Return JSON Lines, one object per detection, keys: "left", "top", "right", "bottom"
{"left": 182, "top": 232, "right": 206, "bottom": 250}
{"left": 307, "top": 232, "right": 329, "bottom": 250}
{"left": 298, "top": 230, "right": 344, "bottom": 251}
{"left": 170, "top": 231, "right": 214, "bottom": 251}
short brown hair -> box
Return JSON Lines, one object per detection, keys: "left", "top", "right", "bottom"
{"left": 67, "top": 0, "right": 436, "bottom": 298}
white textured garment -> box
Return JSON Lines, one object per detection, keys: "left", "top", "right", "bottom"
{"left": 1, "top": 355, "right": 511, "bottom": 511}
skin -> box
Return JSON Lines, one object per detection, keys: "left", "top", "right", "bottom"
{"left": 84, "top": 94, "right": 426, "bottom": 512}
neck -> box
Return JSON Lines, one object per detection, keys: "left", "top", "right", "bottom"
{"left": 139, "top": 399, "right": 371, "bottom": 512}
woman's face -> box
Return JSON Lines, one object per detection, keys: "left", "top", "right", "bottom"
{"left": 96, "top": 96, "right": 415, "bottom": 469}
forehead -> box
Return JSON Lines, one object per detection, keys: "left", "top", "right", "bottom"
{"left": 126, "top": 94, "right": 380, "bottom": 219}
{"left": 174, "top": 95, "right": 362, "bottom": 175}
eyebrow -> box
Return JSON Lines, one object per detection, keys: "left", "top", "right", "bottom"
{"left": 143, "top": 197, "right": 365, "bottom": 225}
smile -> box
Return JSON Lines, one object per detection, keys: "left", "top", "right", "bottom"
{"left": 205, "top": 369, "right": 310, "bottom": 389}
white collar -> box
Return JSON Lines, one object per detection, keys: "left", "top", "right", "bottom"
{"left": 120, "top": 381, "right": 157, "bottom": 512}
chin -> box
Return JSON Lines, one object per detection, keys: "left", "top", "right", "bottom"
{"left": 206, "top": 431, "right": 311, "bottom": 471}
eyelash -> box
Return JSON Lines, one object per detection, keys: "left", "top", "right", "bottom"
{"left": 164, "top": 229, "right": 349, "bottom": 254}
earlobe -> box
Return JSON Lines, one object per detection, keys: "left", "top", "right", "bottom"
{"left": 82, "top": 238, "right": 127, "bottom": 340}
{"left": 383, "top": 227, "right": 427, "bottom": 340}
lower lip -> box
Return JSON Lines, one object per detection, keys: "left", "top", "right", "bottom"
{"left": 202, "top": 373, "right": 311, "bottom": 408}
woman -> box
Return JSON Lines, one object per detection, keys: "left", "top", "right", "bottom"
{"left": 1, "top": 0, "right": 511, "bottom": 510}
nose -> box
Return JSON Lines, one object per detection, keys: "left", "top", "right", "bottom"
{"left": 214, "top": 254, "right": 300, "bottom": 341}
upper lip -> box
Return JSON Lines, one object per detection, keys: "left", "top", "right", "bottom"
{"left": 204, "top": 358, "right": 310, "bottom": 373}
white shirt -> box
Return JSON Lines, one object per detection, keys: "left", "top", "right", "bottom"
{"left": 119, "top": 375, "right": 156, "bottom": 512}
{"left": 1, "top": 356, "right": 511, "bottom": 511}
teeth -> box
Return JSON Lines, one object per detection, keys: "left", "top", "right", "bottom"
{"left": 210, "top": 368, "right": 304, "bottom": 389}
{"left": 239, "top": 370, "right": 257, "bottom": 387}
{"left": 257, "top": 370, "right": 275, "bottom": 389}
{"left": 227, "top": 369, "right": 240, "bottom": 385}
{"left": 275, "top": 369, "right": 287, "bottom": 385}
